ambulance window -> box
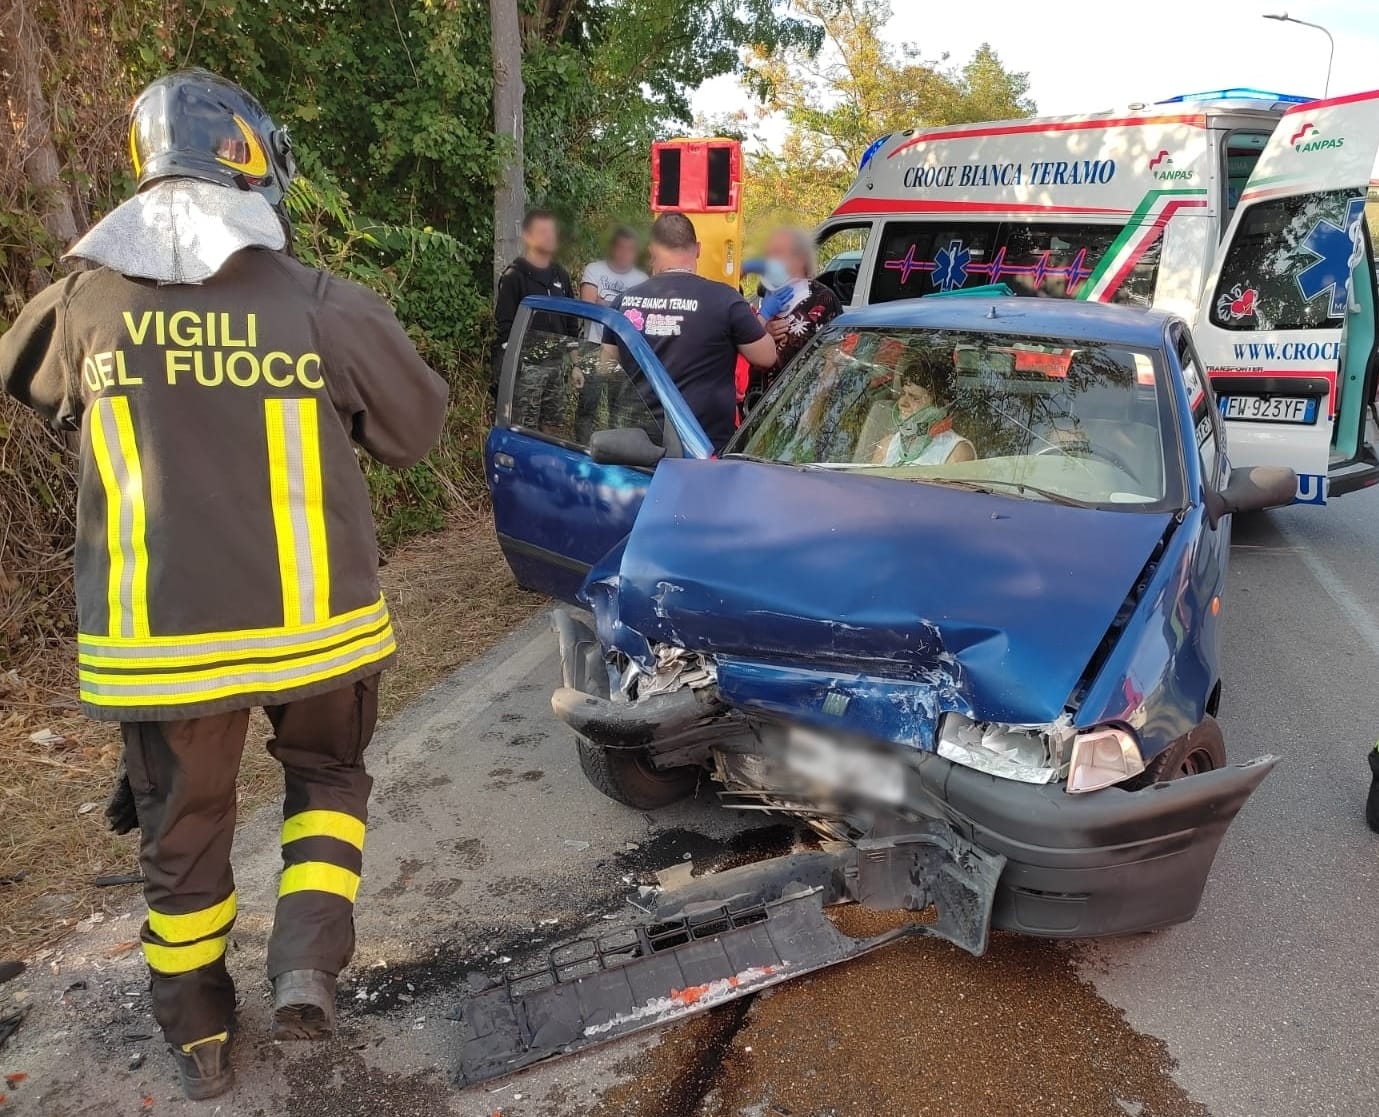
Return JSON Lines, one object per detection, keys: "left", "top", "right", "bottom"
{"left": 868, "top": 220, "right": 1158, "bottom": 307}
{"left": 869, "top": 221, "right": 1001, "bottom": 304}
{"left": 1209, "top": 188, "right": 1366, "bottom": 331}
{"left": 1222, "top": 132, "right": 1271, "bottom": 221}
{"left": 816, "top": 224, "right": 872, "bottom": 306}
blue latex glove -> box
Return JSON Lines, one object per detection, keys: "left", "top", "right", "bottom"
{"left": 758, "top": 285, "right": 795, "bottom": 320}
{"left": 742, "top": 258, "right": 766, "bottom": 277}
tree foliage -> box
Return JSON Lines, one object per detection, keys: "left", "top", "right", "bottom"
{"left": 739, "top": 0, "right": 1035, "bottom": 236}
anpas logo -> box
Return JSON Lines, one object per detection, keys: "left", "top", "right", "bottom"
{"left": 1291, "top": 122, "right": 1345, "bottom": 153}
{"left": 1148, "top": 149, "right": 1194, "bottom": 181}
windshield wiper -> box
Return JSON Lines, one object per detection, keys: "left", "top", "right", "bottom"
{"left": 917, "top": 476, "right": 1098, "bottom": 509}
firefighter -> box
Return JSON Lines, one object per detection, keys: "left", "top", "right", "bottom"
{"left": 1368, "top": 742, "right": 1379, "bottom": 833}
{"left": 0, "top": 69, "right": 448, "bottom": 1100}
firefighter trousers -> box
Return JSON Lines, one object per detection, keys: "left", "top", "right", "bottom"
{"left": 121, "top": 675, "right": 379, "bottom": 1046}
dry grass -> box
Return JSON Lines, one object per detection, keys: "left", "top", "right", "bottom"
{"left": 0, "top": 514, "right": 544, "bottom": 958}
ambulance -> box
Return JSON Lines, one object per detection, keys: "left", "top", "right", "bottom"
{"left": 815, "top": 89, "right": 1379, "bottom": 504}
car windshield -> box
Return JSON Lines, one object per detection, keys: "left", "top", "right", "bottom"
{"left": 731, "top": 325, "right": 1175, "bottom": 510}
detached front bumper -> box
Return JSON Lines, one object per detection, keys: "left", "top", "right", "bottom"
{"left": 914, "top": 749, "right": 1276, "bottom": 936}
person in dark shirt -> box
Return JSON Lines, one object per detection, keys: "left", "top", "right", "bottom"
{"left": 743, "top": 226, "right": 843, "bottom": 408}
{"left": 490, "top": 209, "right": 579, "bottom": 409}
{"left": 609, "top": 214, "right": 776, "bottom": 451}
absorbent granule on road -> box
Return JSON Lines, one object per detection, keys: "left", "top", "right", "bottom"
{"left": 591, "top": 910, "right": 1209, "bottom": 1117}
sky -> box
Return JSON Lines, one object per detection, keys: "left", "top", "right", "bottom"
{"left": 692, "top": 0, "right": 1379, "bottom": 146}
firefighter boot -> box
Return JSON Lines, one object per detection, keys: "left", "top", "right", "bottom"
{"left": 1366, "top": 746, "right": 1379, "bottom": 834}
{"left": 272, "top": 969, "right": 337, "bottom": 1040}
{"left": 170, "top": 1033, "right": 233, "bottom": 1101}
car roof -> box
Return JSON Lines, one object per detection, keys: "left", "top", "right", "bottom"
{"left": 834, "top": 298, "right": 1178, "bottom": 348}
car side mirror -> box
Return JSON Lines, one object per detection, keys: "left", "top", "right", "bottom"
{"left": 588, "top": 427, "right": 666, "bottom": 469}
{"left": 1205, "top": 466, "right": 1297, "bottom": 527}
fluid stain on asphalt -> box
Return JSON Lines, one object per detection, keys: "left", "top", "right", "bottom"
{"left": 592, "top": 907, "right": 1208, "bottom": 1117}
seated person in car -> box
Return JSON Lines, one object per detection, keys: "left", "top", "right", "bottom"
{"left": 870, "top": 354, "right": 976, "bottom": 466}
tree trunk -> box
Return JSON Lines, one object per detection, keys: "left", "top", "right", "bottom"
{"left": 1, "top": 0, "right": 80, "bottom": 292}
{"left": 489, "top": 0, "right": 525, "bottom": 285}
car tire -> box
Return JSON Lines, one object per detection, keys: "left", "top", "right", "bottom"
{"left": 1132, "top": 715, "right": 1227, "bottom": 786}
{"left": 575, "top": 737, "right": 699, "bottom": 809}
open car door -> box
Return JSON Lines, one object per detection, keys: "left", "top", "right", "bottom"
{"left": 487, "top": 296, "right": 712, "bottom": 602}
{"left": 1193, "top": 90, "right": 1379, "bottom": 504}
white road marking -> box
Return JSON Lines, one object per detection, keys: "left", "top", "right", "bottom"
{"left": 1275, "top": 517, "right": 1379, "bottom": 661}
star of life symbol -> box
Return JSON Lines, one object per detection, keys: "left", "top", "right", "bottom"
{"left": 932, "top": 240, "right": 972, "bottom": 291}
{"left": 1296, "top": 197, "right": 1366, "bottom": 318}
{"left": 786, "top": 313, "right": 811, "bottom": 338}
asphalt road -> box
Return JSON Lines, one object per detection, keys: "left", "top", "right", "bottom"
{"left": 3, "top": 491, "right": 1378, "bottom": 1117}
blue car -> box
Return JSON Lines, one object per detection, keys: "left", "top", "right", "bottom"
{"left": 487, "top": 293, "right": 1295, "bottom": 943}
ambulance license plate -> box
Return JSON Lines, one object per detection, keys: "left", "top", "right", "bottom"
{"left": 1218, "top": 395, "right": 1317, "bottom": 424}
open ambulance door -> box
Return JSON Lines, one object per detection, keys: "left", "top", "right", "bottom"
{"left": 1192, "top": 90, "right": 1379, "bottom": 504}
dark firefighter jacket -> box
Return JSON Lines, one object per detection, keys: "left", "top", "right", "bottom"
{"left": 0, "top": 247, "right": 448, "bottom": 722}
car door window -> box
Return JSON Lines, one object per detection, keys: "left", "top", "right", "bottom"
{"left": 1177, "top": 330, "right": 1221, "bottom": 486}
{"left": 511, "top": 324, "right": 664, "bottom": 450}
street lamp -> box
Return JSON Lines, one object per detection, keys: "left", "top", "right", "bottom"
{"left": 1263, "top": 12, "right": 1335, "bottom": 98}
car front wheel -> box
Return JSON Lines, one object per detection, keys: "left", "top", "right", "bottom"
{"left": 1130, "top": 715, "right": 1227, "bottom": 787}
{"left": 575, "top": 737, "right": 699, "bottom": 809}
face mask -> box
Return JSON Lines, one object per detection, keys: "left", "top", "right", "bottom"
{"left": 759, "top": 257, "right": 792, "bottom": 292}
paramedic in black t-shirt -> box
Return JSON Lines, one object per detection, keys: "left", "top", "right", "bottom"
{"left": 609, "top": 214, "right": 776, "bottom": 451}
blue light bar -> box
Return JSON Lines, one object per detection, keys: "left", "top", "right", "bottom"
{"left": 859, "top": 134, "right": 891, "bottom": 171}
{"left": 1157, "top": 88, "right": 1314, "bottom": 105}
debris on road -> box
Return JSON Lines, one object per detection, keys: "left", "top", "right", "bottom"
{"left": 0, "top": 1004, "right": 27, "bottom": 1050}
{"left": 0, "top": 963, "right": 23, "bottom": 986}
{"left": 93, "top": 873, "right": 144, "bottom": 888}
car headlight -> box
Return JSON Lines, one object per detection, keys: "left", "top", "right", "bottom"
{"left": 937, "top": 713, "right": 1072, "bottom": 785}
{"left": 1065, "top": 725, "right": 1145, "bottom": 794}
{"left": 938, "top": 715, "right": 1145, "bottom": 793}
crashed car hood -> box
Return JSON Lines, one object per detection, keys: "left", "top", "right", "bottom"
{"left": 591, "top": 458, "right": 1173, "bottom": 729}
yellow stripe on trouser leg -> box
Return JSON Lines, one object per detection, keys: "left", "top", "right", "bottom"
{"left": 148, "top": 892, "right": 237, "bottom": 943}
{"left": 143, "top": 935, "right": 228, "bottom": 975}
{"left": 279, "top": 861, "right": 361, "bottom": 903}
{"left": 281, "top": 810, "right": 366, "bottom": 851}
{"left": 181, "top": 1031, "right": 229, "bottom": 1054}
{"left": 90, "top": 396, "right": 150, "bottom": 639}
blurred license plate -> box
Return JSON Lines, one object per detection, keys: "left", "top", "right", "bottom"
{"left": 1218, "top": 395, "right": 1317, "bottom": 423}
{"left": 784, "top": 727, "right": 906, "bottom": 804}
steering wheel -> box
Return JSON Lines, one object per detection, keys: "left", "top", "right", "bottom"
{"left": 1036, "top": 440, "right": 1142, "bottom": 484}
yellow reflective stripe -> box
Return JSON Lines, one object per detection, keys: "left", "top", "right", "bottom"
{"left": 79, "top": 634, "right": 395, "bottom": 708}
{"left": 90, "top": 397, "right": 150, "bottom": 639}
{"left": 181, "top": 1031, "right": 229, "bottom": 1055}
{"left": 265, "top": 398, "right": 303, "bottom": 627}
{"left": 147, "top": 893, "right": 236, "bottom": 944}
{"left": 143, "top": 935, "right": 227, "bottom": 975}
{"left": 78, "top": 610, "right": 390, "bottom": 670}
{"left": 297, "top": 398, "right": 332, "bottom": 624}
{"left": 282, "top": 810, "right": 366, "bottom": 852}
{"left": 81, "top": 624, "right": 393, "bottom": 687}
{"left": 279, "top": 861, "right": 360, "bottom": 903}
{"left": 79, "top": 595, "right": 388, "bottom": 652}
{"left": 265, "top": 398, "right": 331, "bottom": 628}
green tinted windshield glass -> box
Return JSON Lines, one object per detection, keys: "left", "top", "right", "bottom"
{"left": 733, "top": 327, "right": 1173, "bottom": 510}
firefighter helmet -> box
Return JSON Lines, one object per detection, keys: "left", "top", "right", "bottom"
{"left": 129, "top": 69, "right": 296, "bottom": 212}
